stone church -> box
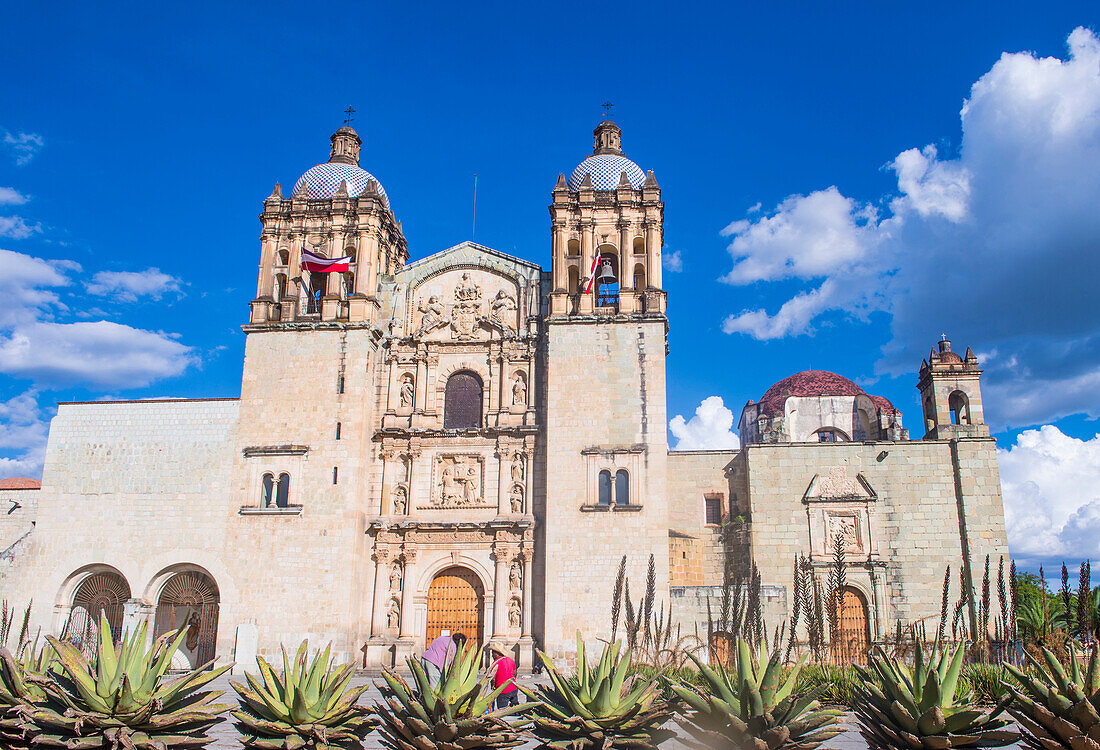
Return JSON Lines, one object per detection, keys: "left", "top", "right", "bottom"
{"left": 0, "top": 120, "right": 1009, "bottom": 670}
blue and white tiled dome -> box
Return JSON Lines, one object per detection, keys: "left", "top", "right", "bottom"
{"left": 292, "top": 162, "right": 389, "bottom": 207}
{"left": 568, "top": 154, "right": 645, "bottom": 191}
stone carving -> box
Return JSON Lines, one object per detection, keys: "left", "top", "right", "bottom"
{"left": 511, "top": 373, "right": 527, "bottom": 407}
{"left": 451, "top": 274, "right": 483, "bottom": 340}
{"left": 399, "top": 374, "right": 414, "bottom": 408}
{"left": 416, "top": 296, "right": 449, "bottom": 336}
{"left": 435, "top": 455, "right": 484, "bottom": 506}
{"left": 490, "top": 289, "right": 518, "bottom": 333}
{"left": 508, "top": 597, "right": 521, "bottom": 630}
{"left": 510, "top": 484, "right": 524, "bottom": 514}
{"left": 826, "top": 513, "right": 863, "bottom": 553}
{"left": 511, "top": 454, "right": 525, "bottom": 484}
{"left": 815, "top": 467, "right": 860, "bottom": 497}
{"left": 392, "top": 486, "right": 407, "bottom": 515}
{"left": 390, "top": 561, "right": 403, "bottom": 592}
{"left": 509, "top": 561, "right": 522, "bottom": 593}
{"left": 387, "top": 598, "right": 400, "bottom": 632}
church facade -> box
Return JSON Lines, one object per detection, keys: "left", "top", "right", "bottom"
{"left": 0, "top": 121, "right": 1009, "bottom": 670}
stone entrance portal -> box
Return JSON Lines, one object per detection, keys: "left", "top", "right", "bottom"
{"left": 832, "top": 586, "right": 870, "bottom": 664}
{"left": 425, "top": 566, "right": 484, "bottom": 647}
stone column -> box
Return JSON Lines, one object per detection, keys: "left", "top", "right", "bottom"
{"left": 521, "top": 550, "right": 534, "bottom": 636}
{"left": 551, "top": 227, "right": 565, "bottom": 291}
{"left": 369, "top": 547, "right": 392, "bottom": 637}
{"left": 414, "top": 356, "right": 428, "bottom": 413}
{"left": 399, "top": 550, "right": 418, "bottom": 638}
{"left": 647, "top": 220, "right": 663, "bottom": 289}
{"left": 619, "top": 224, "right": 632, "bottom": 290}
{"left": 362, "top": 224, "right": 381, "bottom": 295}
{"left": 491, "top": 543, "right": 510, "bottom": 638}
{"left": 496, "top": 442, "right": 510, "bottom": 515}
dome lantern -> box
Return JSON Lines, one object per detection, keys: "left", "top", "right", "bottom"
{"left": 328, "top": 126, "right": 361, "bottom": 166}
{"left": 593, "top": 120, "right": 623, "bottom": 155}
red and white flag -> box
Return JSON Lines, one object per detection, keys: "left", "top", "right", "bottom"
{"left": 583, "top": 253, "right": 602, "bottom": 294}
{"left": 301, "top": 247, "right": 352, "bottom": 273}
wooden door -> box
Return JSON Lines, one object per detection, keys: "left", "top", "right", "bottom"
{"left": 426, "top": 567, "right": 484, "bottom": 647}
{"left": 832, "top": 586, "right": 870, "bottom": 664}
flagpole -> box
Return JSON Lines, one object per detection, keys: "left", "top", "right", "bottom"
{"left": 471, "top": 173, "right": 478, "bottom": 243}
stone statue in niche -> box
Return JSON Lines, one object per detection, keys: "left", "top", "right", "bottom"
{"left": 392, "top": 486, "right": 407, "bottom": 515}
{"left": 509, "top": 561, "right": 522, "bottom": 593}
{"left": 511, "top": 454, "right": 525, "bottom": 484}
{"left": 399, "top": 374, "right": 414, "bottom": 408}
{"left": 511, "top": 374, "right": 527, "bottom": 407}
{"left": 387, "top": 598, "right": 400, "bottom": 631}
{"left": 490, "top": 289, "right": 518, "bottom": 333}
{"left": 435, "top": 456, "right": 484, "bottom": 506}
{"left": 416, "top": 296, "right": 449, "bottom": 336}
{"left": 510, "top": 484, "right": 524, "bottom": 513}
{"left": 390, "top": 562, "right": 403, "bottom": 592}
{"left": 508, "top": 597, "right": 521, "bottom": 630}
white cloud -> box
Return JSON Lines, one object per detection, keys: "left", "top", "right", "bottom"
{"left": 718, "top": 28, "right": 1100, "bottom": 429}
{"left": 0, "top": 247, "right": 77, "bottom": 327}
{"left": 86, "top": 268, "right": 184, "bottom": 302}
{"left": 998, "top": 425, "right": 1100, "bottom": 566}
{"left": 0, "top": 187, "right": 29, "bottom": 206}
{"left": 0, "top": 216, "right": 42, "bottom": 240}
{"left": 3, "top": 131, "right": 44, "bottom": 166}
{"left": 0, "top": 389, "right": 49, "bottom": 479}
{"left": 0, "top": 320, "right": 194, "bottom": 388}
{"left": 663, "top": 249, "right": 683, "bottom": 272}
{"left": 670, "top": 396, "right": 741, "bottom": 451}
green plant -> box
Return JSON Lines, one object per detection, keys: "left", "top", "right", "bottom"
{"left": 671, "top": 640, "right": 843, "bottom": 750}
{"left": 232, "top": 641, "right": 373, "bottom": 749}
{"left": 0, "top": 642, "right": 52, "bottom": 749}
{"left": 1003, "top": 641, "right": 1100, "bottom": 750}
{"left": 23, "top": 613, "right": 231, "bottom": 749}
{"left": 373, "top": 643, "right": 526, "bottom": 750}
{"left": 794, "top": 663, "right": 868, "bottom": 708}
{"left": 959, "top": 663, "right": 1016, "bottom": 705}
{"left": 854, "top": 640, "right": 1018, "bottom": 750}
{"left": 524, "top": 636, "right": 672, "bottom": 749}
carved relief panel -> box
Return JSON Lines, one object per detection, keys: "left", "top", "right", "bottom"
{"left": 433, "top": 454, "right": 488, "bottom": 507}
{"left": 410, "top": 270, "right": 521, "bottom": 342}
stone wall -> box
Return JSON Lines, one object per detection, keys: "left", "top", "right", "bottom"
{"left": 0, "top": 486, "right": 39, "bottom": 591}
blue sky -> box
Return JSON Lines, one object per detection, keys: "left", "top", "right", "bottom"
{"left": 1, "top": 1, "right": 1098, "bottom": 569}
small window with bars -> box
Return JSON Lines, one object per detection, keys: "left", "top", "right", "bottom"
{"left": 704, "top": 494, "right": 723, "bottom": 526}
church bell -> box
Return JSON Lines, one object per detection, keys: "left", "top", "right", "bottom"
{"left": 596, "top": 257, "right": 617, "bottom": 285}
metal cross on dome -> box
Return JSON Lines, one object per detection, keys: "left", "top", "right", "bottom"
{"left": 601, "top": 100, "right": 614, "bottom": 118}
{"left": 343, "top": 106, "right": 356, "bottom": 125}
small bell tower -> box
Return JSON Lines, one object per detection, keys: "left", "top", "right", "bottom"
{"left": 917, "top": 337, "right": 989, "bottom": 439}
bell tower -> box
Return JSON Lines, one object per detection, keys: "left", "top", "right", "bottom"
{"left": 541, "top": 118, "right": 671, "bottom": 660}
{"left": 917, "top": 337, "right": 989, "bottom": 439}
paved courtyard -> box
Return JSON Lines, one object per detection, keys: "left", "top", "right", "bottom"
{"left": 199, "top": 673, "right": 1021, "bottom": 750}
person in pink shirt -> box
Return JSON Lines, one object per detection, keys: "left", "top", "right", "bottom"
{"left": 421, "top": 632, "right": 466, "bottom": 688}
{"left": 489, "top": 646, "right": 519, "bottom": 709}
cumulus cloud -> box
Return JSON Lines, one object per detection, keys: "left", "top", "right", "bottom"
{"left": 669, "top": 396, "right": 741, "bottom": 451}
{"left": 998, "top": 425, "right": 1100, "bottom": 566}
{"left": 3, "top": 131, "right": 44, "bottom": 166}
{"left": 0, "top": 187, "right": 29, "bottom": 206}
{"left": 86, "top": 268, "right": 184, "bottom": 302}
{"left": 0, "top": 389, "right": 49, "bottom": 479}
{"left": 0, "top": 216, "right": 42, "bottom": 240}
{"left": 663, "top": 249, "right": 683, "bottom": 272}
{"left": 718, "top": 28, "right": 1100, "bottom": 429}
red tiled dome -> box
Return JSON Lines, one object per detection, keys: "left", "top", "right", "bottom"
{"left": 757, "top": 370, "right": 896, "bottom": 416}
{"left": 0, "top": 477, "right": 40, "bottom": 490}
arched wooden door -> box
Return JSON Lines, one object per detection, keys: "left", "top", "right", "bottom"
{"left": 709, "top": 631, "right": 734, "bottom": 668}
{"left": 153, "top": 571, "right": 220, "bottom": 668}
{"left": 65, "top": 572, "right": 130, "bottom": 657}
{"left": 832, "top": 586, "right": 871, "bottom": 664}
{"left": 425, "top": 567, "right": 484, "bottom": 647}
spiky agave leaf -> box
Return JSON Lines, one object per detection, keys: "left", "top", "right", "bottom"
{"left": 0, "top": 640, "right": 54, "bottom": 750}
{"left": 1003, "top": 641, "right": 1100, "bottom": 750}
{"left": 524, "top": 636, "right": 673, "bottom": 750}
{"left": 672, "top": 639, "right": 843, "bottom": 750}
{"left": 232, "top": 640, "right": 373, "bottom": 749}
{"left": 854, "top": 640, "right": 1018, "bottom": 750}
{"left": 372, "top": 642, "right": 528, "bottom": 750}
{"left": 21, "top": 613, "right": 231, "bottom": 749}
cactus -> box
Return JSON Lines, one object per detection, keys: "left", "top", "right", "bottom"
{"left": 1003, "top": 641, "right": 1100, "bottom": 750}
{"left": 232, "top": 641, "right": 374, "bottom": 749}
{"left": 0, "top": 642, "right": 52, "bottom": 749}
{"left": 672, "top": 639, "right": 843, "bottom": 750}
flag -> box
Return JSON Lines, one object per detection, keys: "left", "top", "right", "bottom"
{"left": 583, "top": 252, "right": 602, "bottom": 294}
{"left": 300, "top": 247, "right": 352, "bottom": 273}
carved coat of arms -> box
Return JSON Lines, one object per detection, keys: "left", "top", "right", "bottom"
{"left": 450, "top": 273, "right": 482, "bottom": 340}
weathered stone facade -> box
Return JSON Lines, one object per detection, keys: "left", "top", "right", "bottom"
{"left": 0, "top": 120, "right": 1009, "bottom": 670}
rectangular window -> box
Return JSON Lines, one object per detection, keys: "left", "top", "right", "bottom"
{"left": 335, "top": 422, "right": 342, "bottom": 440}
{"left": 333, "top": 466, "right": 339, "bottom": 485}
{"left": 705, "top": 496, "right": 722, "bottom": 526}
{"left": 337, "top": 375, "right": 345, "bottom": 394}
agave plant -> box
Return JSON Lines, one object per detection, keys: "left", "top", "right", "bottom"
{"left": 1003, "top": 641, "right": 1100, "bottom": 750}
{"left": 523, "top": 635, "right": 673, "bottom": 750}
{"left": 22, "top": 613, "right": 231, "bottom": 749}
{"left": 671, "top": 639, "right": 843, "bottom": 750}
{"left": 232, "top": 641, "right": 374, "bottom": 749}
{"left": 854, "top": 640, "right": 1018, "bottom": 750}
{"left": 373, "top": 643, "right": 527, "bottom": 750}
{"left": 0, "top": 642, "right": 53, "bottom": 749}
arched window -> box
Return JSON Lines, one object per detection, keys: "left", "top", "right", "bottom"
{"left": 598, "top": 470, "right": 612, "bottom": 505}
{"left": 343, "top": 271, "right": 355, "bottom": 298}
{"left": 276, "top": 248, "right": 289, "bottom": 266}
{"left": 274, "top": 274, "right": 287, "bottom": 302}
{"left": 615, "top": 470, "right": 629, "bottom": 505}
{"left": 344, "top": 247, "right": 357, "bottom": 263}
{"left": 567, "top": 239, "right": 580, "bottom": 257}
{"left": 261, "top": 473, "right": 274, "bottom": 507}
{"left": 633, "top": 263, "right": 646, "bottom": 291}
{"left": 444, "top": 371, "right": 483, "bottom": 429}
{"left": 275, "top": 473, "right": 290, "bottom": 507}
{"left": 949, "top": 391, "right": 970, "bottom": 425}
{"left": 814, "top": 428, "right": 849, "bottom": 442}
{"left": 632, "top": 236, "right": 645, "bottom": 255}
{"left": 568, "top": 266, "right": 579, "bottom": 295}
